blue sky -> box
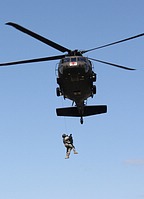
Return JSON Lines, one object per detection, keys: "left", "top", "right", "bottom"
{"left": 0, "top": 0, "right": 144, "bottom": 199}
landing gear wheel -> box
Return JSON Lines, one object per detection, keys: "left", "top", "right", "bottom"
{"left": 92, "top": 85, "right": 96, "bottom": 94}
{"left": 91, "top": 85, "right": 96, "bottom": 98}
{"left": 80, "top": 117, "right": 83, "bottom": 124}
{"left": 56, "top": 87, "right": 61, "bottom": 96}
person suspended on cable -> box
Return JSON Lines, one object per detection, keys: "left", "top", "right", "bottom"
{"left": 62, "top": 133, "right": 78, "bottom": 159}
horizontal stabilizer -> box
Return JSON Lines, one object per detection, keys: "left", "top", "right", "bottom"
{"left": 56, "top": 105, "right": 107, "bottom": 117}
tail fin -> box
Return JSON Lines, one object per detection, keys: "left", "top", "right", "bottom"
{"left": 56, "top": 105, "right": 107, "bottom": 117}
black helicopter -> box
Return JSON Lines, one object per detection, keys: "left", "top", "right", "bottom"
{"left": 0, "top": 22, "right": 144, "bottom": 124}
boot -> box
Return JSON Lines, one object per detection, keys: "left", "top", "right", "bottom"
{"left": 65, "top": 155, "right": 69, "bottom": 159}
{"left": 65, "top": 152, "right": 70, "bottom": 159}
{"left": 74, "top": 150, "right": 78, "bottom": 154}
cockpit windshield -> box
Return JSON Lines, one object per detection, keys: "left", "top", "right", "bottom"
{"left": 62, "top": 58, "right": 70, "bottom": 63}
{"left": 78, "top": 57, "right": 87, "bottom": 62}
{"left": 59, "top": 56, "right": 91, "bottom": 74}
{"left": 61, "top": 57, "right": 88, "bottom": 63}
{"left": 71, "top": 57, "right": 77, "bottom": 62}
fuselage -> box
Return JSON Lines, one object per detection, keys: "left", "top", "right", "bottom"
{"left": 56, "top": 56, "right": 96, "bottom": 107}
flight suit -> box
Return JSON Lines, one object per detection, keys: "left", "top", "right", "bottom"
{"left": 62, "top": 134, "right": 78, "bottom": 159}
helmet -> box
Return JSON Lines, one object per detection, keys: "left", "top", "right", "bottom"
{"left": 62, "top": 134, "right": 66, "bottom": 138}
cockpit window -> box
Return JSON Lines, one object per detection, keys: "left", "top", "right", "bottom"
{"left": 62, "top": 58, "right": 70, "bottom": 63}
{"left": 71, "top": 58, "right": 77, "bottom": 62}
{"left": 78, "top": 57, "right": 86, "bottom": 62}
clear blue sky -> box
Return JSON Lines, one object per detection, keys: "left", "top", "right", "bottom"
{"left": 0, "top": 0, "right": 144, "bottom": 199}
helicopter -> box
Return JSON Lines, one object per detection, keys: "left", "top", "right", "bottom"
{"left": 0, "top": 22, "right": 144, "bottom": 124}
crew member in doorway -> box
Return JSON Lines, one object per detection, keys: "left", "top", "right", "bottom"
{"left": 62, "top": 134, "right": 78, "bottom": 159}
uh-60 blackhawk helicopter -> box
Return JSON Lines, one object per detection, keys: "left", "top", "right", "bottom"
{"left": 0, "top": 22, "right": 144, "bottom": 124}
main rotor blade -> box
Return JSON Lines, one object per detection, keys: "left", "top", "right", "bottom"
{"left": 6, "top": 22, "right": 71, "bottom": 53}
{"left": 0, "top": 55, "right": 65, "bottom": 67}
{"left": 89, "top": 57, "right": 136, "bottom": 70}
{"left": 83, "top": 33, "right": 144, "bottom": 53}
